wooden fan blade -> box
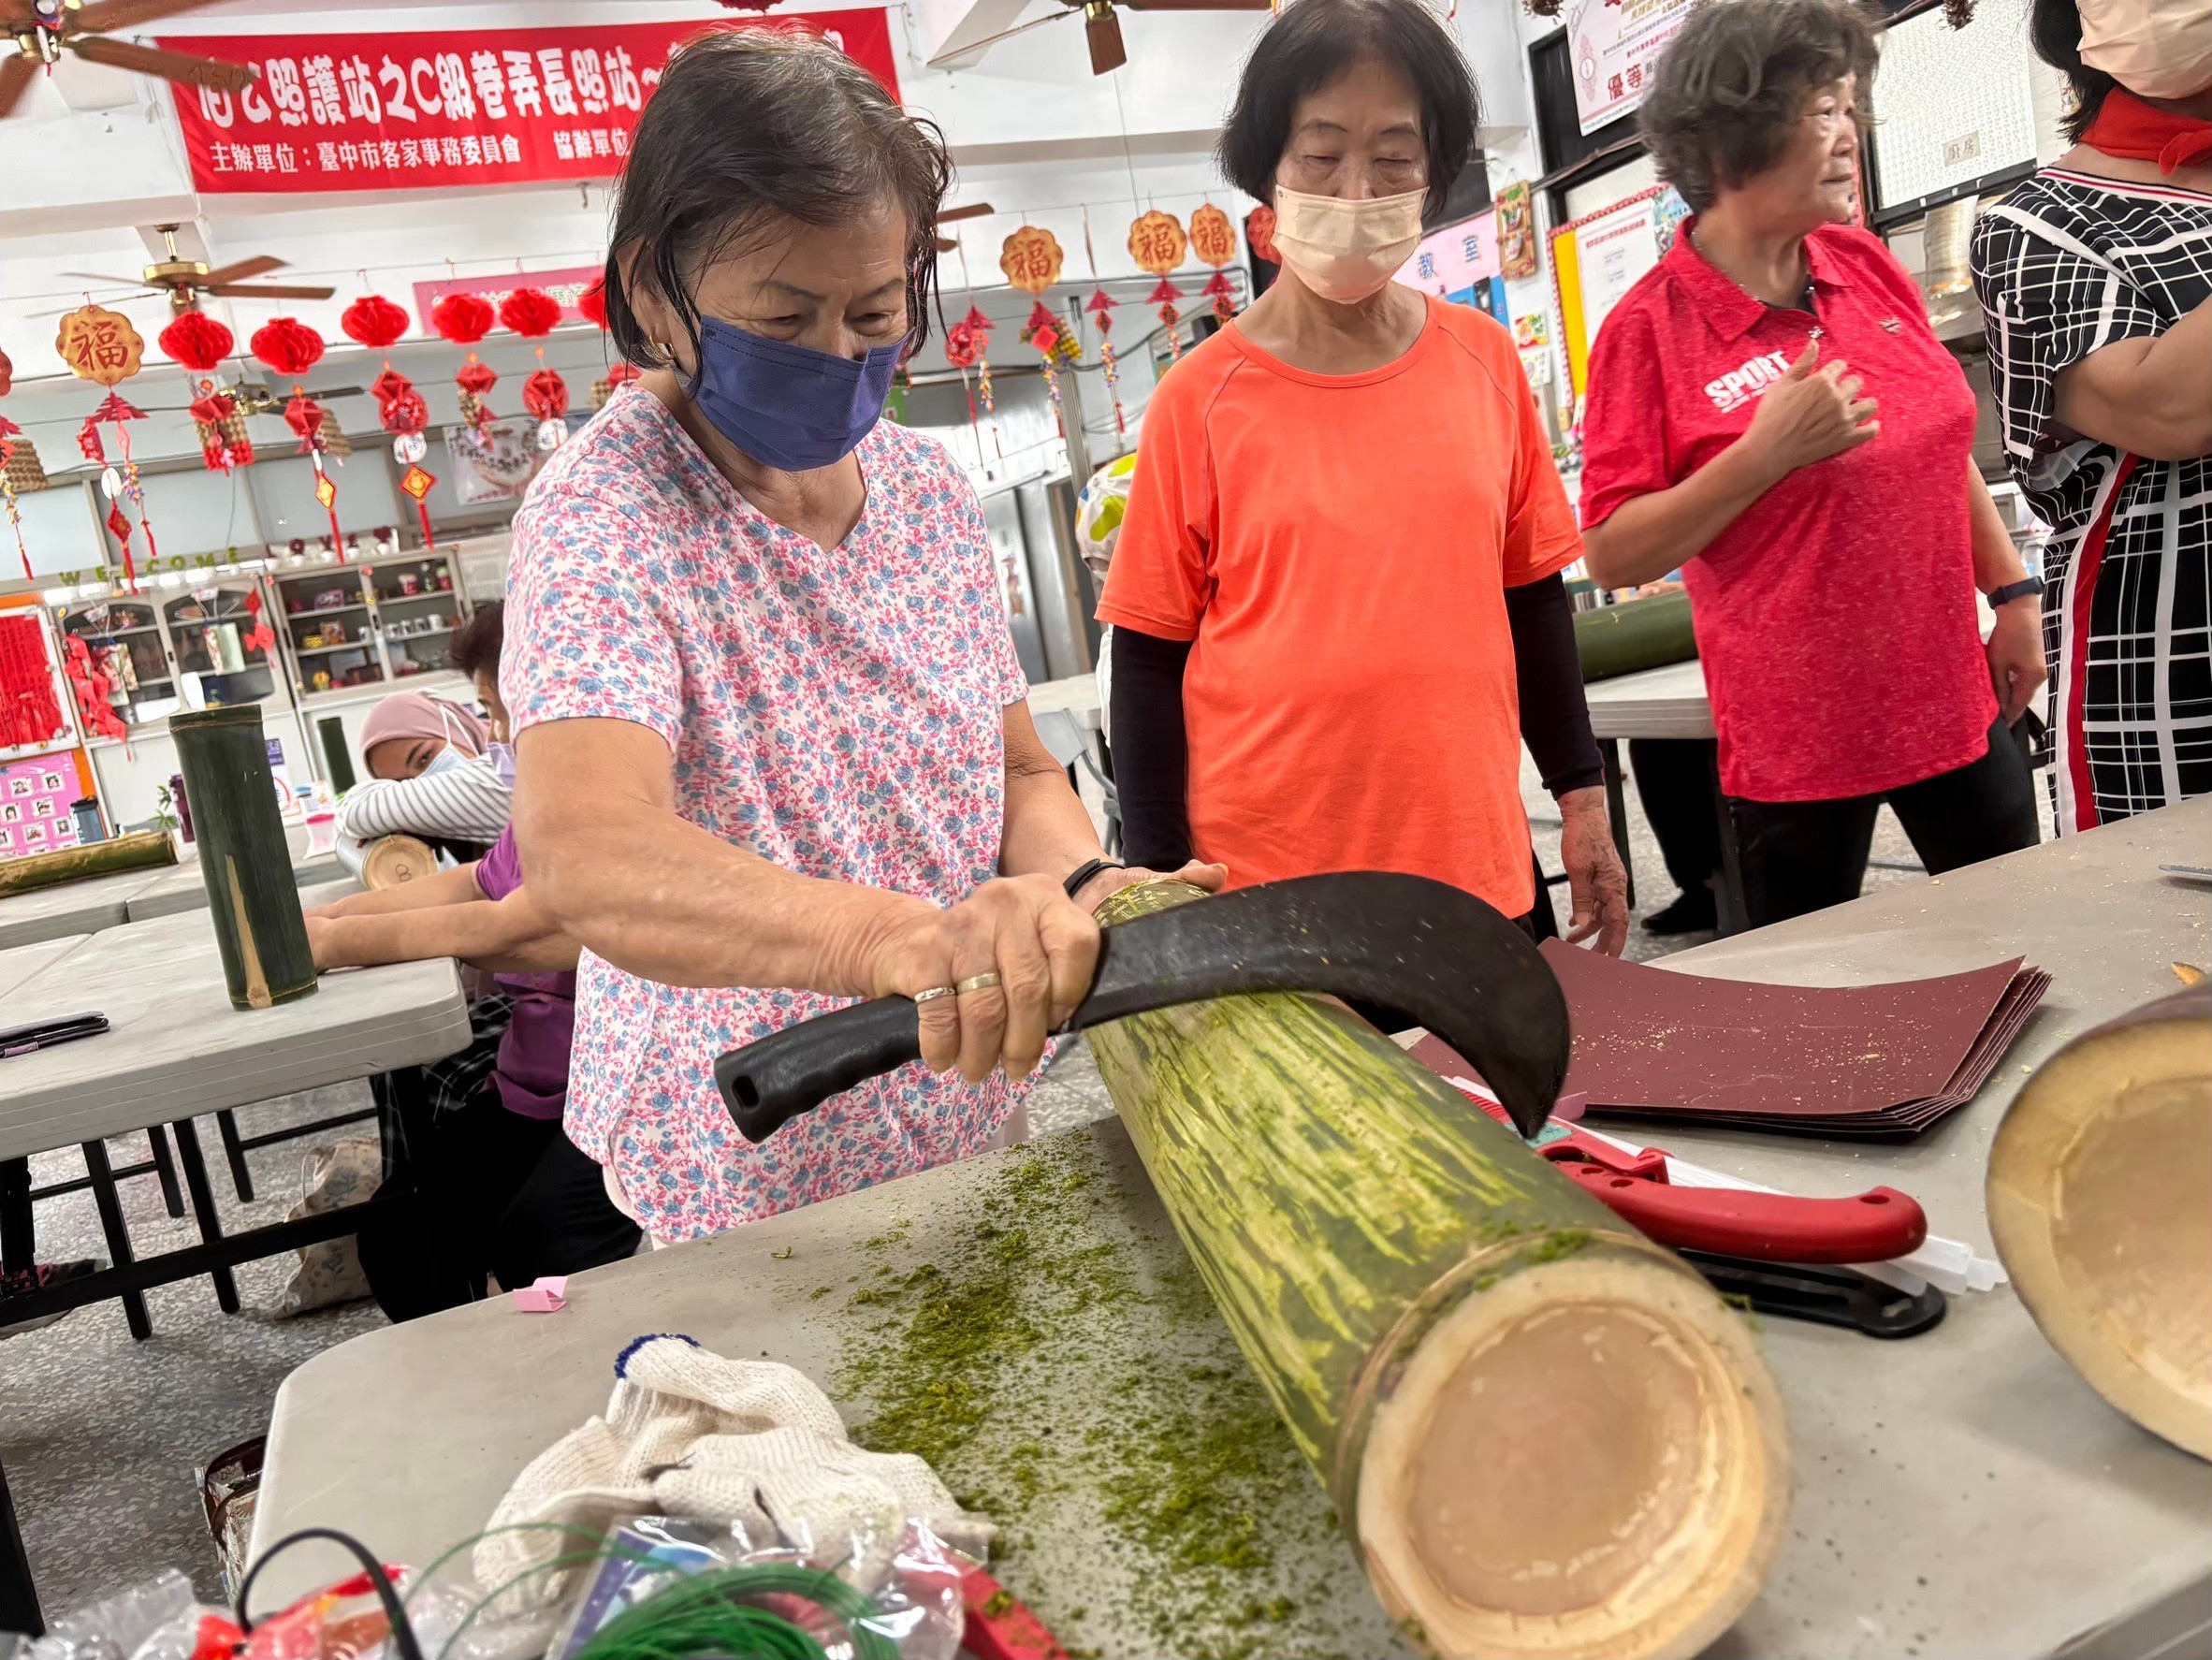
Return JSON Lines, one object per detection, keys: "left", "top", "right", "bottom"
{"left": 936, "top": 237, "right": 957, "bottom": 253}
{"left": 1123, "top": 0, "right": 1274, "bottom": 10}
{"left": 203, "top": 282, "right": 335, "bottom": 299}
{"left": 63, "top": 270, "right": 159, "bottom": 286}
{"left": 924, "top": 8, "right": 1072, "bottom": 65}
{"left": 939, "top": 202, "right": 997, "bottom": 223}
{"left": 197, "top": 254, "right": 284, "bottom": 285}
{"left": 69, "top": 36, "right": 258, "bottom": 93}
{"left": 0, "top": 53, "right": 37, "bottom": 121}
{"left": 1086, "top": 7, "right": 1128, "bottom": 75}
{"left": 67, "top": 0, "right": 232, "bottom": 36}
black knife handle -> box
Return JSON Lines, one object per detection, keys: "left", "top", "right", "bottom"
{"left": 715, "top": 997, "right": 922, "bottom": 1142}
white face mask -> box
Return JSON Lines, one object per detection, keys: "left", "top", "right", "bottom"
{"left": 1269, "top": 185, "right": 1427, "bottom": 305}
{"left": 422, "top": 745, "right": 473, "bottom": 779}
{"left": 2077, "top": 0, "right": 2212, "bottom": 102}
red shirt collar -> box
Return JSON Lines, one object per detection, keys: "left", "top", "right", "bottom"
{"left": 1664, "top": 216, "right": 1851, "bottom": 342}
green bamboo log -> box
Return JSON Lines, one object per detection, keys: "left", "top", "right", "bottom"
{"left": 0, "top": 828, "right": 174, "bottom": 898}
{"left": 1087, "top": 881, "right": 1788, "bottom": 1660}
{"left": 169, "top": 706, "right": 317, "bottom": 1011}
{"left": 1987, "top": 983, "right": 2211, "bottom": 1459}
{"left": 1574, "top": 590, "right": 1697, "bottom": 683}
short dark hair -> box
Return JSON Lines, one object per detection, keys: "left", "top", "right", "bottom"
{"left": 1638, "top": 0, "right": 1882, "bottom": 213}
{"left": 602, "top": 27, "right": 950, "bottom": 370}
{"left": 446, "top": 599, "right": 503, "bottom": 681}
{"left": 1217, "top": 0, "right": 1479, "bottom": 219}
{"left": 2029, "top": 0, "right": 2115, "bottom": 142}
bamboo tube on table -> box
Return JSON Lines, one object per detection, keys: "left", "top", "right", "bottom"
{"left": 0, "top": 829, "right": 174, "bottom": 898}
{"left": 1086, "top": 881, "right": 1790, "bottom": 1660}
{"left": 1987, "top": 984, "right": 2211, "bottom": 1458}
{"left": 169, "top": 706, "right": 316, "bottom": 1012}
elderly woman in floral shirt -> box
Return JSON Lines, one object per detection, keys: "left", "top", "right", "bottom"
{"left": 504, "top": 31, "right": 1211, "bottom": 1242}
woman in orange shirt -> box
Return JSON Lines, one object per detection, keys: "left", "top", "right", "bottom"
{"left": 1099, "top": 0, "right": 1626, "bottom": 950}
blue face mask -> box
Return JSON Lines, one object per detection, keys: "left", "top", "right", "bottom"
{"left": 690, "top": 316, "right": 902, "bottom": 473}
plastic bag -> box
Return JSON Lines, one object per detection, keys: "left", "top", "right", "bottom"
{"left": 4, "top": 1570, "right": 202, "bottom": 1659}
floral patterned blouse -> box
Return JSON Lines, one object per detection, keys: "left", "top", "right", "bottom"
{"left": 503, "top": 386, "right": 1033, "bottom": 1240}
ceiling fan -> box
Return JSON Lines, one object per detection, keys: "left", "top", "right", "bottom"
{"left": 2, "top": 0, "right": 258, "bottom": 120}
{"left": 935, "top": 200, "right": 996, "bottom": 254}
{"left": 59, "top": 225, "right": 336, "bottom": 316}
{"left": 935, "top": 0, "right": 1269, "bottom": 78}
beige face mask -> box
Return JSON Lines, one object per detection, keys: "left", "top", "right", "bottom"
{"left": 2078, "top": 0, "right": 2212, "bottom": 102}
{"left": 1269, "top": 185, "right": 1427, "bottom": 305}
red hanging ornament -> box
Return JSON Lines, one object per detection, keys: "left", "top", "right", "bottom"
{"left": 61, "top": 634, "right": 127, "bottom": 743}
{"left": 1201, "top": 269, "right": 1239, "bottom": 323}
{"left": 378, "top": 386, "right": 430, "bottom": 436}
{"left": 578, "top": 279, "right": 608, "bottom": 328}
{"left": 0, "top": 344, "right": 12, "bottom": 399}
{"left": 249, "top": 317, "right": 326, "bottom": 379}
{"left": 370, "top": 368, "right": 413, "bottom": 408}
{"left": 77, "top": 418, "right": 106, "bottom": 465}
{"left": 499, "top": 286, "right": 562, "bottom": 339}
{"left": 523, "top": 369, "right": 570, "bottom": 421}
{"left": 1022, "top": 299, "right": 1062, "bottom": 359}
{"left": 604, "top": 361, "right": 641, "bottom": 386}
{"left": 1085, "top": 290, "right": 1126, "bottom": 437}
{"left": 240, "top": 589, "right": 278, "bottom": 658}
{"left": 283, "top": 394, "right": 327, "bottom": 452}
{"left": 956, "top": 305, "right": 997, "bottom": 414}
{"left": 188, "top": 390, "right": 255, "bottom": 473}
{"left": 85, "top": 392, "right": 156, "bottom": 586}
{"left": 455, "top": 357, "right": 500, "bottom": 428}
{"left": 430, "top": 293, "right": 494, "bottom": 343}
{"left": 1149, "top": 279, "right": 1186, "bottom": 360}
{"left": 943, "top": 320, "right": 982, "bottom": 371}
{"left": 158, "top": 311, "right": 234, "bottom": 373}
{"left": 0, "top": 415, "right": 29, "bottom": 578}
{"left": 341, "top": 294, "right": 412, "bottom": 351}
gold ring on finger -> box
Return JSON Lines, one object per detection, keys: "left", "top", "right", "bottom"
{"left": 955, "top": 971, "right": 1002, "bottom": 995}
{"left": 913, "top": 985, "right": 957, "bottom": 1004}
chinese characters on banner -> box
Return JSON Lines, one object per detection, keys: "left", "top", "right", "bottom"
{"left": 1566, "top": 0, "right": 1693, "bottom": 136}
{"left": 1396, "top": 210, "right": 1500, "bottom": 313}
{"left": 158, "top": 11, "right": 898, "bottom": 194}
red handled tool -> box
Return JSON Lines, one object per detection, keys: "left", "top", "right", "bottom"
{"left": 1456, "top": 1089, "right": 1928, "bottom": 1263}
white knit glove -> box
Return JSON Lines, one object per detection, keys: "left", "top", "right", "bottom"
{"left": 473, "top": 1334, "right": 988, "bottom": 1605}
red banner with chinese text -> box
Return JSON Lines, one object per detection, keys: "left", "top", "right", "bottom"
{"left": 158, "top": 10, "right": 899, "bottom": 195}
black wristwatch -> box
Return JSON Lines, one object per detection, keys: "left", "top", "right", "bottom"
{"left": 1988, "top": 575, "right": 2045, "bottom": 607}
{"left": 1063, "top": 857, "right": 1126, "bottom": 900}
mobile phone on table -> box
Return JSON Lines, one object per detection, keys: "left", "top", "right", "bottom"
{"left": 0, "top": 1012, "right": 109, "bottom": 1059}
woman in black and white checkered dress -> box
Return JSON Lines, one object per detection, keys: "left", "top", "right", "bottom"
{"left": 1970, "top": 0, "right": 2210, "bottom": 833}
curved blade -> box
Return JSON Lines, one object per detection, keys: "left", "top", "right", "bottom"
{"left": 71, "top": 36, "right": 256, "bottom": 92}
{"left": 199, "top": 253, "right": 284, "bottom": 286}
{"left": 924, "top": 7, "right": 1073, "bottom": 66}
{"left": 0, "top": 54, "right": 37, "bottom": 121}
{"left": 715, "top": 871, "right": 1571, "bottom": 1143}
{"left": 204, "top": 282, "right": 334, "bottom": 300}
{"left": 66, "top": 0, "right": 230, "bottom": 34}
{"left": 62, "top": 270, "right": 158, "bottom": 286}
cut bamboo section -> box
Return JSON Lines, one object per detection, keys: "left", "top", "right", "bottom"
{"left": 1087, "top": 881, "right": 1789, "bottom": 1660}
{"left": 0, "top": 828, "right": 174, "bottom": 898}
{"left": 1987, "top": 984, "right": 2211, "bottom": 1459}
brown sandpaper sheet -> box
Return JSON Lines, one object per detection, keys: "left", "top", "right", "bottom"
{"left": 1414, "top": 943, "right": 2047, "bottom": 1138}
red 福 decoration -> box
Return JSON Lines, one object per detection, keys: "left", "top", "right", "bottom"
{"left": 498, "top": 287, "right": 562, "bottom": 339}
{"left": 249, "top": 316, "right": 325, "bottom": 379}
{"left": 430, "top": 293, "right": 494, "bottom": 344}
{"left": 341, "top": 294, "right": 411, "bottom": 350}
{"left": 158, "top": 311, "right": 233, "bottom": 372}
{"left": 0, "top": 613, "right": 69, "bottom": 750}
{"left": 523, "top": 370, "right": 571, "bottom": 421}
{"left": 578, "top": 279, "right": 608, "bottom": 328}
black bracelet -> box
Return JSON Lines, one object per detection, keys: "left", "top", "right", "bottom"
{"left": 1987, "top": 575, "right": 2045, "bottom": 607}
{"left": 1063, "top": 857, "right": 1126, "bottom": 900}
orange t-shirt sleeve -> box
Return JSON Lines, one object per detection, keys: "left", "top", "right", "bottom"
{"left": 1097, "top": 366, "right": 1215, "bottom": 642}
{"left": 1501, "top": 342, "right": 1584, "bottom": 587}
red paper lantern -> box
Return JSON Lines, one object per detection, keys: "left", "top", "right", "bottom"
{"left": 158, "top": 311, "right": 234, "bottom": 373}
{"left": 342, "top": 294, "right": 411, "bottom": 350}
{"left": 430, "top": 293, "right": 494, "bottom": 344}
{"left": 578, "top": 279, "right": 608, "bottom": 328}
{"left": 250, "top": 317, "right": 325, "bottom": 379}
{"left": 523, "top": 369, "right": 570, "bottom": 421}
{"left": 499, "top": 286, "right": 562, "bottom": 338}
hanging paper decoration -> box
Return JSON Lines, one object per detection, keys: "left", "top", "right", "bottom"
{"left": 1128, "top": 210, "right": 1188, "bottom": 276}
{"left": 497, "top": 287, "right": 563, "bottom": 340}
{"left": 999, "top": 226, "right": 1065, "bottom": 294}
{"left": 0, "top": 416, "right": 30, "bottom": 578}
{"left": 54, "top": 303, "right": 145, "bottom": 387}
{"left": 1149, "top": 278, "right": 1187, "bottom": 360}
{"left": 1084, "top": 289, "right": 1125, "bottom": 436}
{"left": 159, "top": 311, "right": 254, "bottom": 474}
{"left": 82, "top": 390, "right": 157, "bottom": 590}
{"left": 578, "top": 279, "right": 609, "bottom": 329}
{"left": 251, "top": 317, "right": 345, "bottom": 556}
{"left": 523, "top": 368, "right": 571, "bottom": 452}
{"left": 1188, "top": 204, "right": 1239, "bottom": 269}
{"left": 1245, "top": 204, "right": 1281, "bottom": 265}
{"left": 946, "top": 305, "right": 996, "bottom": 414}
{"left": 1201, "top": 269, "right": 1239, "bottom": 323}
{"left": 61, "top": 635, "right": 127, "bottom": 743}
{"left": 591, "top": 360, "right": 641, "bottom": 410}
{"left": 340, "top": 295, "right": 411, "bottom": 351}
{"left": 0, "top": 345, "right": 12, "bottom": 399}
{"left": 0, "top": 613, "right": 69, "bottom": 750}
{"left": 1020, "top": 300, "right": 1067, "bottom": 423}
{"left": 370, "top": 366, "right": 437, "bottom": 546}
{"left": 240, "top": 590, "right": 279, "bottom": 659}
{"left": 432, "top": 292, "right": 499, "bottom": 429}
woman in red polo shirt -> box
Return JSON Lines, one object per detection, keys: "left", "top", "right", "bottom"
{"left": 1579, "top": 0, "right": 2048, "bottom": 926}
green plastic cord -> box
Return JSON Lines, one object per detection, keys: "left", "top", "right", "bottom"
{"left": 569, "top": 1563, "right": 900, "bottom": 1660}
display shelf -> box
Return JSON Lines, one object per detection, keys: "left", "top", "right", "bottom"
{"left": 295, "top": 640, "right": 377, "bottom": 657}
{"left": 69, "top": 623, "right": 163, "bottom": 639}
{"left": 284, "top": 603, "right": 370, "bottom": 619}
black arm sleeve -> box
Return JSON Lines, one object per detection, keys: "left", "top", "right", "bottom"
{"left": 1106, "top": 625, "right": 1196, "bottom": 868}
{"left": 1506, "top": 573, "right": 1607, "bottom": 797}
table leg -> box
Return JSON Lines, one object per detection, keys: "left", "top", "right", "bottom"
{"left": 0, "top": 1159, "right": 32, "bottom": 1278}
{"left": 214, "top": 1110, "right": 256, "bottom": 1203}
{"left": 0, "top": 1452, "right": 41, "bottom": 1639}
{"left": 80, "top": 1140, "right": 153, "bottom": 1343}
{"left": 1709, "top": 752, "right": 1749, "bottom": 938}
{"left": 1601, "top": 738, "right": 1637, "bottom": 911}
{"left": 146, "top": 1127, "right": 185, "bottom": 1220}
{"left": 167, "top": 1120, "right": 241, "bottom": 1316}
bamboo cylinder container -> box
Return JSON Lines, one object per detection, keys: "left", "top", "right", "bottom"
{"left": 0, "top": 828, "right": 174, "bottom": 899}
{"left": 1987, "top": 984, "right": 2211, "bottom": 1459}
{"left": 1086, "top": 881, "right": 1790, "bottom": 1660}
{"left": 168, "top": 706, "right": 317, "bottom": 1011}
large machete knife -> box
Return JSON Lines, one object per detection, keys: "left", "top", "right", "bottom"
{"left": 714, "top": 871, "right": 1571, "bottom": 1145}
